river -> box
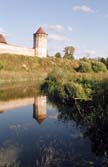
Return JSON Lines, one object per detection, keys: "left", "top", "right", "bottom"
{"left": 0, "top": 84, "right": 107, "bottom": 167}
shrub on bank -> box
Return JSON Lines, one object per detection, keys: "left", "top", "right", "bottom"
{"left": 76, "top": 60, "right": 107, "bottom": 73}
{"left": 41, "top": 74, "right": 66, "bottom": 102}
{"left": 76, "top": 61, "right": 93, "bottom": 73}
{"left": 64, "top": 82, "right": 86, "bottom": 99}
{"left": 41, "top": 65, "right": 108, "bottom": 103}
{"left": 91, "top": 61, "right": 107, "bottom": 72}
{"left": 41, "top": 69, "right": 95, "bottom": 102}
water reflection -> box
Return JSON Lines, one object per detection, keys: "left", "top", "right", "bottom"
{"left": 0, "top": 95, "right": 47, "bottom": 125}
{"left": 0, "top": 86, "right": 108, "bottom": 166}
{"left": 33, "top": 96, "right": 47, "bottom": 124}
{"left": 0, "top": 141, "right": 22, "bottom": 167}
{"left": 46, "top": 96, "right": 108, "bottom": 165}
{"left": 0, "top": 97, "right": 34, "bottom": 112}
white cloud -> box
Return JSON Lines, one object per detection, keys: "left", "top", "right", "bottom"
{"left": 67, "top": 26, "right": 73, "bottom": 31}
{"left": 44, "top": 24, "right": 65, "bottom": 31}
{"left": 44, "top": 24, "right": 73, "bottom": 32}
{"left": 72, "top": 5, "right": 95, "bottom": 13}
{"left": 48, "top": 34, "right": 68, "bottom": 41}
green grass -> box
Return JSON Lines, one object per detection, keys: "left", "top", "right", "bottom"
{"left": 0, "top": 53, "right": 108, "bottom": 90}
{"left": 0, "top": 53, "right": 79, "bottom": 72}
{"left": 0, "top": 53, "right": 79, "bottom": 85}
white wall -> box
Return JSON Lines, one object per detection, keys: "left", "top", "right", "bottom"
{"left": 0, "top": 43, "right": 34, "bottom": 56}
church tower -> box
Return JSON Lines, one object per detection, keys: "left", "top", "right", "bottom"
{"left": 33, "top": 27, "right": 48, "bottom": 58}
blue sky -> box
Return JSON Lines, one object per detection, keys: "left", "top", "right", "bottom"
{"left": 0, "top": 0, "right": 108, "bottom": 58}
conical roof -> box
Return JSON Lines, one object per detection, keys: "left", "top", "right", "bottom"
{"left": 36, "top": 117, "right": 47, "bottom": 124}
{"left": 0, "top": 34, "right": 7, "bottom": 44}
{"left": 35, "top": 27, "right": 46, "bottom": 34}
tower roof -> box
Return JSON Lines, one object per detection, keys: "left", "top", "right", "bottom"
{"left": 0, "top": 34, "right": 7, "bottom": 44}
{"left": 35, "top": 27, "right": 47, "bottom": 35}
{"left": 36, "top": 117, "right": 47, "bottom": 124}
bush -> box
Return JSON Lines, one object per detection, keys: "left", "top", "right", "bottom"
{"left": 76, "top": 61, "right": 93, "bottom": 73}
{"left": 91, "top": 61, "right": 107, "bottom": 72}
{"left": 64, "top": 82, "right": 86, "bottom": 99}
{"left": 76, "top": 60, "right": 107, "bottom": 73}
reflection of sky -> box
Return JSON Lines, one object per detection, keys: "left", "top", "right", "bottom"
{"left": 0, "top": 99, "right": 102, "bottom": 167}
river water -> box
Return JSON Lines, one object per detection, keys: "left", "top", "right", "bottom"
{"left": 0, "top": 85, "right": 106, "bottom": 167}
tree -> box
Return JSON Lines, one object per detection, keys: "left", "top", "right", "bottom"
{"left": 54, "top": 52, "right": 61, "bottom": 58}
{"left": 63, "top": 46, "right": 75, "bottom": 59}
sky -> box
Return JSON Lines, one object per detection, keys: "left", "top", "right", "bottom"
{"left": 0, "top": 0, "right": 108, "bottom": 58}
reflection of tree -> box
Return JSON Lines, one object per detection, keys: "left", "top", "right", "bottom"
{"left": 48, "top": 95, "right": 108, "bottom": 165}
{"left": 84, "top": 123, "right": 108, "bottom": 156}
{"left": 0, "top": 82, "right": 40, "bottom": 101}
{"left": 36, "top": 147, "right": 58, "bottom": 167}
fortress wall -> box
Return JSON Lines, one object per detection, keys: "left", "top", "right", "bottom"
{"left": 0, "top": 43, "right": 34, "bottom": 56}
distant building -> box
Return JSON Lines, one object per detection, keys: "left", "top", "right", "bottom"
{"left": 0, "top": 27, "right": 48, "bottom": 58}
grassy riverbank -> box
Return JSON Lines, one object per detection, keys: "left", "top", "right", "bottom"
{"left": 0, "top": 53, "right": 79, "bottom": 85}
{"left": 0, "top": 53, "right": 108, "bottom": 102}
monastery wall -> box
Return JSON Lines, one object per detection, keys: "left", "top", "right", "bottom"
{"left": 0, "top": 43, "right": 34, "bottom": 56}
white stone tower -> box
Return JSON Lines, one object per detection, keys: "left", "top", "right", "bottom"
{"left": 33, "top": 27, "right": 48, "bottom": 58}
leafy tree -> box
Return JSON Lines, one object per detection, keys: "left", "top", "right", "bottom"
{"left": 63, "top": 46, "right": 75, "bottom": 59}
{"left": 54, "top": 52, "right": 61, "bottom": 58}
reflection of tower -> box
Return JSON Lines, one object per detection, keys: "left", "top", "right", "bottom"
{"left": 33, "top": 96, "right": 47, "bottom": 124}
